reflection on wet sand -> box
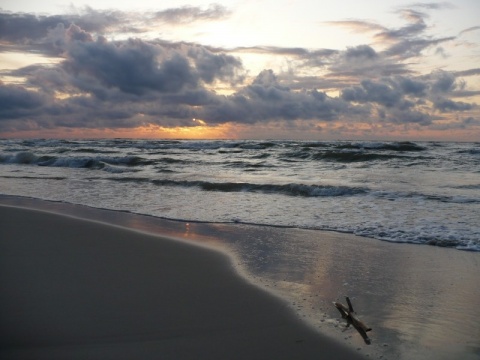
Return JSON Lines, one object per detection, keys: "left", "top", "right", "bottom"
{"left": 205, "top": 224, "right": 480, "bottom": 360}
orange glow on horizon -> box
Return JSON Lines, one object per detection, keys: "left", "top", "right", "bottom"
{"left": 1, "top": 119, "right": 478, "bottom": 141}
{"left": 1, "top": 123, "right": 239, "bottom": 140}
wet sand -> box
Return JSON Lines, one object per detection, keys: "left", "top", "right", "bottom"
{"left": 1, "top": 197, "right": 479, "bottom": 360}
{"left": 0, "top": 205, "right": 362, "bottom": 360}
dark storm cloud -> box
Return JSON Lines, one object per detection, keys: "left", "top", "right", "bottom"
{"left": 0, "top": 84, "right": 48, "bottom": 119}
{"left": 63, "top": 37, "right": 198, "bottom": 95}
{"left": 48, "top": 27, "right": 247, "bottom": 98}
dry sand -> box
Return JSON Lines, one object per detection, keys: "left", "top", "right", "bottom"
{"left": 0, "top": 205, "right": 363, "bottom": 360}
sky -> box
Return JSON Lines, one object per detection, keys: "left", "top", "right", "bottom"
{"left": 0, "top": 1, "right": 479, "bottom": 140}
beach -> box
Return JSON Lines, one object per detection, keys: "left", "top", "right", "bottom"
{"left": 0, "top": 205, "right": 363, "bottom": 360}
{"left": 1, "top": 199, "right": 479, "bottom": 360}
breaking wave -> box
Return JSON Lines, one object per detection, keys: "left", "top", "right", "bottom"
{"left": 107, "top": 177, "right": 368, "bottom": 197}
{"left": 0, "top": 152, "right": 156, "bottom": 169}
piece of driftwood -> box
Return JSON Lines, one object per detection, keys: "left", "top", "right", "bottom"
{"left": 334, "top": 297, "right": 372, "bottom": 344}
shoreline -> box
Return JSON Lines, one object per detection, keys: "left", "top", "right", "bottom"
{"left": 1, "top": 194, "right": 478, "bottom": 253}
{"left": 1, "top": 197, "right": 480, "bottom": 360}
{"left": 0, "top": 204, "right": 363, "bottom": 360}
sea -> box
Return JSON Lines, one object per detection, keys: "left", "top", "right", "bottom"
{"left": 0, "top": 138, "right": 479, "bottom": 251}
{"left": 1, "top": 138, "right": 480, "bottom": 359}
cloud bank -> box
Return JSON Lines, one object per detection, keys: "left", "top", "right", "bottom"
{"left": 0, "top": 3, "right": 478, "bottom": 139}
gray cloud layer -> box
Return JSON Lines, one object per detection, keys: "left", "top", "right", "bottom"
{"left": 0, "top": 3, "right": 478, "bottom": 135}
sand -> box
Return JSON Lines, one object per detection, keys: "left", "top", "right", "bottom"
{"left": 1, "top": 197, "right": 479, "bottom": 360}
{"left": 0, "top": 205, "right": 363, "bottom": 360}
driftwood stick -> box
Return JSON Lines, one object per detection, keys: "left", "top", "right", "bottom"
{"left": 334, "top": 297, "right": 372, "bottom": 344}
{"left": 346, "top": 297, "right": 354, "bottom": 312}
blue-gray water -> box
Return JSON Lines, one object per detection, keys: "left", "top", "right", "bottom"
{"left": 1, "top": 138, "right": 479, "bottom": 251}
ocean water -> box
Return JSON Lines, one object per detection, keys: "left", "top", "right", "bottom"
{"left": 1, "top": 138, "right": 479, "bottom": 251}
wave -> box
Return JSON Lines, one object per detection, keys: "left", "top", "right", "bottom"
{"left": 451, "top": 184, "right": 480, "bottom": 190}
{"left": 0, "top": 175, "right": 67, "bottom": 180}
{"left": 159, "top": 180, "right": 368, "bottom": 197}
{"left": 103, "top": 176, "right": 479, "bottom": 203}
{"left": 105, "top": 177, "right": 368, "bottom": 197}
{"left": 0, "top": 151, "right": 156, "bottom": 169}
{"left": 351, "top": 226, "right": 480, "bottom": 251}
{"left": 6, "top": 139, "right": 430, "bottom": 155}
{"left": 312, "top": 151, "right": 406, "bottom": 162}
{"left": 71, "top": 148, "right": 119, "bottom": 154}
{"left": 372, "top": 190, "right": 480, "bottom": 204}
{"left": 458, "top": 148, "right": 480, "bottom": 155}
{"left": 224, "top": 161, "right": 274, "bottom": 169}
{"left": 280, "top": 149, "right": 416, "bottom": 162}
{"left": 335, "top": 141, "right": 426, "bottom": 152}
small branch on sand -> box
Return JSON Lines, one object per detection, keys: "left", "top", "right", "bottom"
{"left": 334, "top": 297, "right": 372, "bottom": 344}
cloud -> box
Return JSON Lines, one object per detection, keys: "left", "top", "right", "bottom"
{"left": 33, "top": 24, "right": 244, "bottom": 98}
{"left": 326, "top": 45, "right": 411, "bottom": 79}
{"left": 153, "top": 4, "right": 230, "bottom": 24}
{"left": 323, "top": 20, "right": 386, "bottom": 34}
{"left": 63, "top": 37, "right": 198, "bottom": 96}
{"left": 374, "top": 8, "right": 457, "bottom": 59}
{"left": 341, "top": 79, "right": 403, "bottom": 108}
{"left": 433, "top": 98, "right": 473, "bottom": 112}
{"left": 459, "top": 26, "right": 480, "bottom": 36}
{"left": 0, "top": 9, "right": 121, "bottom": 45}
{"left": 0, "top": 5, "right": 229, "bottom": 53}
{"left": 328, "top": 6, "right": 457, "bottom": 60}
{"left": 0, "top": 5, "right": 478, "bottom": 138}
{"left": 340, "top": 69, "right": 475, "bottom": 125}
{"left": 0, "top": 84, "right": 48, "bottom": 119}
{"left": 385, "top": 36, "right": 455, "bottom": 59}
{"left": 187, "top": 46, "right": 244, "bottom": 84}
{"left": 454, "top": 68, "right": 480, "bottom": 77}
{"left": 197, "top": 70, "right": 362, "bottom": 124}
{"left": 380, "top": 9, "right": 428, "bottom": 40}
{"left": 425, "top": 70, "right": 458, "bottom": 93}
{"left": 407, "top": 2, "right": 455, "bottom": 10}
